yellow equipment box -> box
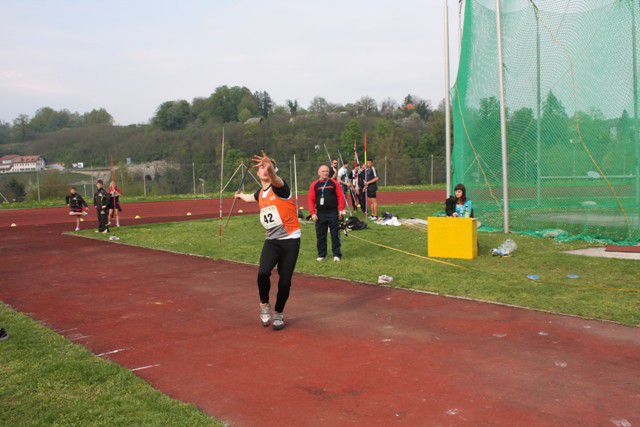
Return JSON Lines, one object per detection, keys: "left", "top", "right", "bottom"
{"left": 427, "top": 216, "right": 478, "bottom": 260}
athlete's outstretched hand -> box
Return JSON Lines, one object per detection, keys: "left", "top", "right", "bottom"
{"left": 252, "top": 151, "right": 274, "bottom": 172}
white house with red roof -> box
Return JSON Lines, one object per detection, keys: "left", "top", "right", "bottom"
{"left": 0, "top": 154, "right": 45, "bottom": 173}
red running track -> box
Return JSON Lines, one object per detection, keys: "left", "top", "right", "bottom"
{"left": 1, "top": 190, "right": 639, "bottom": 426}
{"left": 0, "top": 189, "right": 445, "bottom": 228}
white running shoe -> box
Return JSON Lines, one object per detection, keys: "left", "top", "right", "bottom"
{"left": 316, "top": 257, "right": 325, "bottom": 262}
{"left": 272, "top": 312, "right": 285, "bottom": 330}
{"left": 333, "top": 256, "right": 341, "bottom": 262}
{"left": 74, "top": 227, "right": 80, "bottom": 231}
{"left": 260, "top": 303, "right": 271, "bottom": 327}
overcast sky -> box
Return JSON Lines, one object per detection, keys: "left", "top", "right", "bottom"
{"left": 1, "top": 0, "right": 463, "bottom": 125}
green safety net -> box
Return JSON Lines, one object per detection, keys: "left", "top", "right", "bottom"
{"left": 452, "top": 0, "right": 640, "bottom": 243}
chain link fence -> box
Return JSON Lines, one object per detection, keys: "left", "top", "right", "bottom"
{"left": 0, "top": 156, "right": 445, "bottom": 205}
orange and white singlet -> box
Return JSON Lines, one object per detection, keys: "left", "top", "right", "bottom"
{"left": 257, "top": 185, "right": 301, "bottom": 240}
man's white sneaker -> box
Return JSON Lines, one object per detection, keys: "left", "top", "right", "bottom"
{"left": 74, "top": 227, "right": 80, "bottom": 231}
{"left": 260, "top": 303, "right": 271, "bottom": 327}
{"left": 272, "top": 312, "right": 285, "bottom": 330}
{"left": 333, "top": 256, "right": 341, "bottom": 262}
{"left": 316, "top": 257, "right": 325, "bottom": 262}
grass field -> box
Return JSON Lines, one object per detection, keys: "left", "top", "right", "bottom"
{"left": 0, "top": 304, "right": 220, "bottom": 426}
{"left": 79, "top": 202, "right": 640, "bottom": 326}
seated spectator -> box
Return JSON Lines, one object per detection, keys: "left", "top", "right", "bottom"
{"left": 446, "top": 183, "right": 474, "bottom": 218}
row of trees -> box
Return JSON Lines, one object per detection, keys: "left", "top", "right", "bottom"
{"left": 151, "top": 86, "right": 436, "bottom": 131}
{"left": 0, "top": 107, "right": 113, "bottom": 144}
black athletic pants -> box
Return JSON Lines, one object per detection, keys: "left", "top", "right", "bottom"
{"left": 315, "top": 210, "right": 342, "bottom": 258}
{"left": 97, "top": 208, "right": 109, "bottom": 232}
{"left": 258, "top": 238, "right": 300, "bottom": 313}
{"left": 358, "top": 191, "right": 367, "bottom": 214}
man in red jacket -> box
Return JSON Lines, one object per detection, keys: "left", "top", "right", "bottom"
{"left": 308, "top": 165, "right": 346, "bottom": 262}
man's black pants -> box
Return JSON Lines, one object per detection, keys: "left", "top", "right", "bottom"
{"left": 97, "top": 208, "right": 109, "bottom": 232}
{"left": 315, "top": 210, "right": 342, "bottom": 258}
{"left": 358, "top": 191, "right": 367, "bottom": 214}
{"left": 258, "top": 238, "right": 300, "bottom": 313}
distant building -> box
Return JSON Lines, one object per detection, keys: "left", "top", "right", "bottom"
{"left": 49, "top": 162, "right": 66, "bottom": 171}
{"left": 0, "top": 154, "right": 20, "bottom": 173}
{"left": 72, "top": 162, "right": 85, "bottom": 169}
{"left": 244, "top": 117, "right": 264, "bottom": 125}
{"left": 0, "top": 154, "right": 46, "bottom": 173}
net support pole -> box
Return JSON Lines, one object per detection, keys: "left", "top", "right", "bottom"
{"left": 218, "top": 127, "right": 224, "bottom": 241}
{"left": 632, "top": 0, "right": 640, "bottom": 208}
{"left": 444, "top": 0, "right": 452, "bottom": 198}
{"left": 535, "top": 9, "right": 542, "bottom": 207}
{"left": 496, "top": 0, "right": 510, "bottom": 233}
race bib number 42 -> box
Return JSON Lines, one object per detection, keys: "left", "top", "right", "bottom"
{"left": 260, "top": 205, "right": 283, "bottom": 230}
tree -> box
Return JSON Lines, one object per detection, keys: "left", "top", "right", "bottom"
{"left": 5, "top": 178, "right": 26, "bottom": 202}
{"left": 413, "top": 98, "right": 432, "bottom": 122}
{"left": 403, "top": 94, "right": 414, "bottom": 108}
{"left": 308, "top": 96, "right": 330, "bottom": 114}
{"left": 617, "top": 109, "right": 633, "bottom": 144}
{"left": 152, "top": 100, "right": 192, "bottom": 130}
{"left": 238, "top": 108, "right": 253, "bottom": 123}
{"left": 340, "top": 119, "right": 362, "bottom": 157}
{"left": 82, "top": 108, "right": 113, "bottom": 126}
{"left": 541, "top": 91, "right": 569, "bottom": 145}
{"left": 12, "top": 114, "right": 30, "bottom": 141}
{"left": 286, "top": 99, "right": 299, "bottom": 115}
{"left": 29, "top": 107, "right": 74, "bottom": 132}
{"left": 0, "top": 121, "right": 11, "bottom": 144}
{"left": 208, "top": 85, "right": 256, "bottom": 122}
{"left": 380, "top": 98, "right": 398, "bottom": 117}
{"left": 253, "top": 91, "right": 273, "bottom": 118}
{"left": 354, "top": 96, "right": 378, "bottom": 116}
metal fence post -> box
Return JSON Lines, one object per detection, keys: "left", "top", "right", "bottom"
{"left": 384, "top": 156, "right": 387, "bottom": 186}
{"left": 192, "top": 162, "right": 196, "bottom": 194}
{"left": 430, "top": 154, "right": 434, "bottom": 185}
{"left": 36, "top": 171, "right": 41, "bottom": 202}
{"left": 143, "top": 173, "right": 147, "bottom": 196}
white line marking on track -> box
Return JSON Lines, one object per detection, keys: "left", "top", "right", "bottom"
{"left": 97, "top": 348, "right": 127, "bottom": 357}
{"left": 131, "top": 364, "right": 160, "bottom": 372}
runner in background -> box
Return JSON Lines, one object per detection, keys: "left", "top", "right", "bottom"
{"left": 336, "top": 160, "right": 355, "bottom": 209}
{"left": 234, "top": 152, "right": 301, "bottom": 331}
{"left": 93, "top": 180, "right": 110, "bottom": 234}
{"left": 364, "top": 159, "right": 379, "bottom": 219}
{"left": 107, "top": 180, "right": 122, "bottom": 227}
{"left": 65, "top": 186, "right": 88, "bottom": 231}
{"left": 328, "top": 159, "right": 338, "bottom": 179}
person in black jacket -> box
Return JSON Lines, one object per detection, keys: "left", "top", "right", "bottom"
{"left": 65, "top": 186, "right": 88, "bottom": 231}
{"left": 94, "top": 180, "right": 110, "bottom": 233}
{"left": 308, "top": 165, "right": 346, "bottom": 262}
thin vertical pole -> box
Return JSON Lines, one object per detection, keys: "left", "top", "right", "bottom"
{"left": 120, "top": 166, "right": 125, "bottom": 196}
{"left": 384, "top": 156, "right": 387, "bottom": 186}
{"left": 496, "top": 0, "right": 510, "bottom": 233}
{"left": 431, "top": 154, "right": 434, "bottom": 185}
{"left": 535, "top": 7, "right": 542, "bottom": 206}
{"left": 219, "top": 128, "right": 225, "bottom": 240}
{"left": 192, "top": 162, "right": 196, "bottom": 194}
{"left": 293, "top": 154, "right": 299, "bottom": 210}
{"left": 36, "top": 172, "right": 41, "bottom": 202}
{"left": 631, "top": 0, "right": 640, "bottom": 208}
{"left": 143, "top": 173, "right": 147, "bottom": 196}
{"left": 289, "top": 159, "right": 292, "bottom": 186}
{"left": 444, "top": 0, "right": 453, "bottom": 198}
